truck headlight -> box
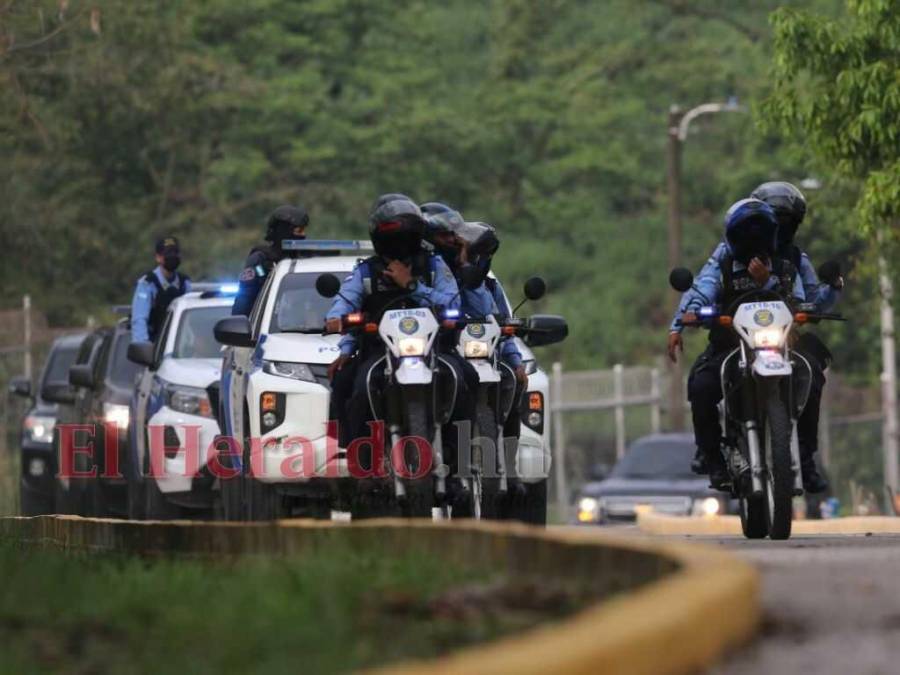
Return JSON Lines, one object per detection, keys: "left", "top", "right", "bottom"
{"left": 263, "top": 361, "right": 316, "bottom": 382}
{"left": 464, "top": 341, "right": 490, "bottom": 358}
{"left": 577, "top": 497, "right": 600, "bottom": 523}
{"left": 753, "top": 328, "right": 784, "bottom": 348}
{"left": 165, "top": 384, "right": 213, "bottom": 418}
{"left": 398, "top": 337, "right": 426, "bottom": 356}
{"left": 23, "top": 415, "right": 55, "bottom": 444}
{"left": 103, "top": 403, "right": 130, "bottom": 431}
{"left": 522, "top": 360, "right": 538, "bottom": 375}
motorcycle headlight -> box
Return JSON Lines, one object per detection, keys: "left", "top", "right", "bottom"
{"left": 23, "top": 415, "right": 55, "bottom": 444}
{"left": 103, "top": 403, "right": 130, "bottom": 431}
{"left": 398, "top": 337, "right": 426, "bottom": 357}
{"left": 753, "top": 328, "right": 784, "bottom": 348}
{"left": 464, "top": 341, "right": 490, "bottom": 358}
{"left": 165, "top": 384, "right": 213, "bottom": 418}
{"left": 263, "top": 361, "right": 316, "bottom": 382}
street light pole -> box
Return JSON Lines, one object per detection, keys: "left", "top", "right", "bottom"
{"left": 665, "top": 99, "right": 746, "bottom": 431}
{"left": 666, "top": 105, "right": 685, "bottom": 430}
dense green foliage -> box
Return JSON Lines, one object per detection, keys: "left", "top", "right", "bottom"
{"left": 0, "top": 0, "right": 891, "bottom": 373}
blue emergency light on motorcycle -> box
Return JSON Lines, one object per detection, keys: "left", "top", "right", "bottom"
{"left": 699, "top": 307, "right": 717, "bottom": 317}
{"left": 443, "top": 309, "right": 461, "bottom": 319}
{"left": 219, "top": 284, "right": 239, "bottom": 295}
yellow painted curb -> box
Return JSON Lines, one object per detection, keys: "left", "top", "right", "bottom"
{"left": 638, "top": 511, "right": 900, "bottom": 536}
{"left": 1, "top": 516, "right": 759, "bottom": 675}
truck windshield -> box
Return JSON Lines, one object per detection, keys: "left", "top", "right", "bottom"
{"left": 173, "top": 306, "right": 232, "bottom": 358}
{"left": 42, "top": 343, "right": 80, "bottom": 386}
{"left": 270, "top": 272, "right": 336, "bottom": 334}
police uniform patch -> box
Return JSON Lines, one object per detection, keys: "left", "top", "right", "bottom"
{"left": 239, "top": 267, "right": 255, "bottom": 282}
{"left": 753, "top": 309, "right": 774, "bottom": 327}
{"left": 467, "top": 323, "right": 486, "bottom": 338}
{"left": 399, "top": 317, "right": 419, "bottom": 334}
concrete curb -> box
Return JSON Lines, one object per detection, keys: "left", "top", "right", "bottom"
{"left": 1, "top": 516, "right": 759, "bottom": 675}
{"left": 638, "top": 511, "right": 900, "bottom": 536}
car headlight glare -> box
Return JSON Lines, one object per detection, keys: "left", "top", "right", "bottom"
{"left": 166, "top": 384, "right": 213, "bottom": 418}
{"left": 398, "top": 337, "right": 426, "bottom": 356}
{"left": 577, "top": 497, "right": 600, "bottom": 523}
{"left": 23, "top": 415, "right": 55, "bottom": 444}
{"left": 692, "top": 497, "right": 721, "bottom": 517}
{"left": 103, "top": 403, "right": 130, "bottom": 430}
{"left": 753, "top": 328, "right": 784, "bottom": 348}
{"left": 263, "top": 361, "right": 316, "bottom": 382}
{"left": 464, "top": 340, "right": 490, "bottom": 358}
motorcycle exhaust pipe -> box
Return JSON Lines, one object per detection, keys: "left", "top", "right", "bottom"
{"left": 745, "top": 421, "right": 764, "bottom": 496}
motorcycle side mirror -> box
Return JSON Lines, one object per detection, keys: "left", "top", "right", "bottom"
{"left": 69, "top": 364, "right": 96, "bottom": 390}
{"left": 525, "top": 314, "right": 568, "bottom": 347}
{"left": 524, "top": 277, "right": 547, "bottom": 301}
{"left": 8, "top": 375, "right": 31, "bottom": 398}
{"left": 817, "top": 260, "right": 841, "bottom": 286}
{"left": 458, "top": 265, "right": 483, "bottom": 291}
{"left": 214, "top": 316, "right": 255, "bottom": 348}
{"left": 669, "top": 268, "right": 694, "bottom": 293}
{"left": 315, "top": 273, "right": 342, "bottom": 299}
{"left": 127, "top": 341, "right": 156, "bottom": 368}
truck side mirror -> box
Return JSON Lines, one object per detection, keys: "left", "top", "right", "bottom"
{"left": 9, "top": 375, "right": 31, "bottom": 398}
{"left": 127, "top": 341, "right": 156, "bottom": 367}
{"left": 525, "top": 314, "right": 568, "bottom": 347}
{"left": 214, "top": 316, "right": 255, "bottom": 348}
{"left": 69, "top": 364, "right": 96, "bottom": 389}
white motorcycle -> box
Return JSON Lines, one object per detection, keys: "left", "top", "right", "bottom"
{"left": 671, "top": 268, "right": 842, "bottom": 539}
{"left": 452, "top": 277, "right": 567, "bottom": 520}
{"left": 315, "top": 275, "right": 458, "bottom": 518}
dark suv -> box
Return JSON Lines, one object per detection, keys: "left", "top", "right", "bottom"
{"left": 9, "top": 333, "right": 86, "bottom": 515}
{"left": 64, "top": 320, "right": 141, "bottom": 516}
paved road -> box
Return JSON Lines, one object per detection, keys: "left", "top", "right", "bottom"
{"left": 695, "top": 534, "right": 900, "bottom": 675}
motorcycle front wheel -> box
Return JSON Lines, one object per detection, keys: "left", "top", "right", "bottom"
{"left": 398, "top": 388, "right": 435, "bottom": 518}
{"left": 764, "top": 387, "right": 794, "bottom": 540}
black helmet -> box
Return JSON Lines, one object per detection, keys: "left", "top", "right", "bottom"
{"left": 368, "top": 196, "right": 426, "bottom": 260}
{"left": 265, "top": 205, "right": 309, "bottom": 248}
{"left": 458, "top": 221, "right": 500, "bottom": 285}
{"left": 724, "top": 198, "right": 778, "bottom": 266}
{"left": 750, "top": 181, "right": 806, "bottom": 248}
{"left": 421, "top": 202, "right": 465, "bottom": 242}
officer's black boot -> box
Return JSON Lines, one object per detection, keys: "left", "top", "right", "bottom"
{"left": 801, "top": 455, "right": 828, "bottom": 494}
{"left": 705, "top": 448, "right": 730, "bottom": 492}
{"left": 691, "top": 448, "right": 708, "bottom": 475}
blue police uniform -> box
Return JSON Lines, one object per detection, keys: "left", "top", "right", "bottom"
{"left": 670, "top": 244, "right": 806, "bottom": 333}
{"left": 131, "top": 267, "right": 191, "bottom": 342}
{"left": 327, "top": 255, "right": 461, "bottom": 355}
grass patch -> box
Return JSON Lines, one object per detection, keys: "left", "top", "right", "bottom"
{"left": 0, "top": 539, "right": 589, "bottom": 674}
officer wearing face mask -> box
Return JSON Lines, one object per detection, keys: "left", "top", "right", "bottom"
{"left": 131, "top": 236, "right": 191, "bottom": 343}
{"left": 231, "top": 205, "right": 310, "bottom": 317}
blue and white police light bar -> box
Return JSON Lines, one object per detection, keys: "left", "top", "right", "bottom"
{"left": 281, "top": 239, "right": 374, "bottom": 251}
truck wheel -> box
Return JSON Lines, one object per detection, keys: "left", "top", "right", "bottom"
{"left": 145, "top": 479, "right": 180, "bottom": 520}
{"left": 20, "top": 481, "right": 53, "bottom": 516}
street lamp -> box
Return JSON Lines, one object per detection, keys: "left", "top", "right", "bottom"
{"left": 666, "top": 100, "right": 747, "bottom": 431}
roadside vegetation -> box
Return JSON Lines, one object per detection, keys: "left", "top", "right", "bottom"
{"left": 0, "top": 540, "right": 592, "bottom": 674}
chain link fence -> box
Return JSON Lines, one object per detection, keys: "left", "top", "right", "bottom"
{"left": 548, "top": 361, "right": 888, "bottom": 520}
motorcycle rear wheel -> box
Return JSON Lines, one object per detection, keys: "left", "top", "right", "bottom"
{"left": 739, "top": 494, "right": 767, "bottom": 539}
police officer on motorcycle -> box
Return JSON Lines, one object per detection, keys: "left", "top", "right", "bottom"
{"left": 668, "top": 199, "right": 806, "bottom": 490}
{"left": 131, "top": 236, "right": 191, "bottom": 343}
{"left": 751, "top": 181, "right": 841, "bottom": 492}
{"left": 231, "top": 205, "right": 309, "bottom": 317}
{"left": 326, "top": 195, "right": 462, "bottom": 445}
